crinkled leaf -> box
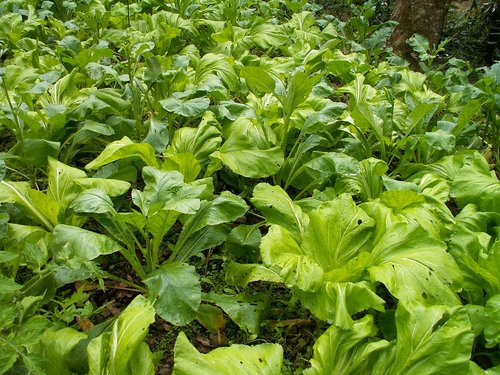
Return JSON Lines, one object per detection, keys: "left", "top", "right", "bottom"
{"left": 484, "top": 294, "right": 500, "bottom": 348}
{"left": 298, "top": 281, "right": 385, "bottom": 328}
{"left": 301, "top": 195, "right": 375, "bottom": 271}
{"left": 305, "top": 315, "right": 390, "bottom": 375}
{"left": 451, "top": 153, "right": 500, "bottom": 213}
{"left": 173, "top": 332, "right": 283, "bottom": 375}
{"left": 261, "top": 225, "right": 324, "bottom": 292}
{"left": 375, "top": 302, "right": 474, "bottom": 375}
{"left": 369, "top": 223, "right": 462, "bottom": 306}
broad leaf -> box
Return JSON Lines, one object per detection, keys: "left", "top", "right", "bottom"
{"left": 369, "top": 224, "right": 462, "bottom": 306}
{"left": 41, "top": 328, "right": 87, "bottom": 375}
{"left": 211, "top": 136, "right": 283, "bottom": 178}
{"left": 298, "top": 281, "right": 385, "bottom": 328}
{"left": 252, "top": 183, "right": 308, "bottom": 239}
{"left": 70, "top": 188, "right": 115, "bottom": 215}
{"left": 203, "top": 292, "right": 267, "bottom": 335}
{"left": 87, "top": 295, "right": 155, "bottom": 375}
{"left": 47, "top": 157, "right": 87, "bottom": 209}
{"left": 484, "top": 294, "right": 500, "bottom": 348}
{"left": 160, "top": 97, "right": 210, "bottom": 117}
{"left": 132, "top": 167, "right": 203, "bottom": 216}
{"left": 305, "top": 315, "right": 390, "bottom": 375}
{"left": 301, "top": 195, "right": 375, "bottom": 271}
{"left": 85, "top": 137, "right": 159, "bottom": 170}
{"left": 172, "top": 192, "right": 248, "bottom": 261}
{"left": 52, "top": 224, "right": 122, "bottom": 262}
{"left": 241, "top": 66, "right": 276, "bottom": 95}
{"left": 144, "top": 263, "right": 201, "bottom": 326}
{"left": 374, "top": 302, "right": 474, "bottom": 375}
{"left": 74, "top": 178, "right": 131, "bottom": 197}
{"left": 451, "top": 152, "right": 500, "bottom": 213}
{"left": 225, "top": 262, "right": 282, "bottom": 287}
{"left": 173, "top": 332, "right": 283, "bottom": 375}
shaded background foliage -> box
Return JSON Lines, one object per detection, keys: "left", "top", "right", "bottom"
{"left": 315, "top": 0, "right": 499, "bottom": 67}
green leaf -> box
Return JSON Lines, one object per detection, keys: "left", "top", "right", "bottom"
{"left": 224, "top": 224, "right": 261, "bottom": 262}
{"left": 301, "top": 195, "right": 375, "bottom": 271}
{"left": 342, "top": 157, "right": 388, "bottom": 202}
{"left": 195, "top": 53, "right": 239, "bottom": 92}
{"left": 47, "top": 157, "right": 87, "bottom": 210}
{"left": 160, "top": 97, "right": 210, "bottom": 117}
{"left": 298, "top": 281, "right": 385, "bottom": 328}
{"left": 261, "top": 225, "right": 324, "bottom": 292}
{"left": 14, "top": 138, "right": 60, "bottom": 168}
{"left": 451, "top": 153, "right": 500, "bottom": 213}
{"left": 52, "top": 224, "right": 122, "bottom": 262}
{"left": 173, "top": 224, "right": 230, "bottom": 263}
{"left": 484, "top": 294, "right": 500, "bottom": 348}
{"left": 144, "top": 263, "right": 201, "bottom": 326}
{"left": 173, "top": 332, "right": 283, "bottom": 375}
{"left": 282, "top": 71, "right": 321, "bottom": 117}
{"left": 0, "top": 159, "right": 5, "bottom": 181}
{"left": 41, "top": 328, "right": 87, "bottom": 375}
{"left": 87, "top": 295, "right": 155, "bottom": 375}
{"left": 241, "top": 66, "right": 276, "bottom": 95}
{"left": 70, "top": 188, "right": 116, "bottom": 215}
{"left": 305, "top": 315, "right": 390, "bottom": 375}
{"left": 448, "top": 225, "right": 500, "bottom": 304}
{"left": 85, "top": 137, "right": 159, "bottom": 170}
{"left": 0, "top": 181, "right": 54, "bottom": 230}
{"left": 133, "top": 167, "right": 203, "bottom": 216}
{"left": 453, "top": 99, "right": 482, "bottom": 137}
{"left": 252, "top": 183, "right": 308, "bottom": 239}
{"left": 211, "top": 138, "right": 283, "bottom": 178}
{"left": 369, "top": 224, "right": 462, "bottom": 306}
{"left": 376, "top": 302, "right": 474, "bottom": 375}
{"left": 74, "top": 178, "right": 131, "bottom": 197}
{"left": 225, "top": 262, "right": 282, "bottom": 287}
{"left": 162, "top": 151, "right": 202, "bottom": 183}
{"left": 286, "top": 152, "right": 359, "bottom": 192}
{"left": 143, "top": 116, "right": 169, "bottom": 154}
{"left": 127, "top": 342, "right": 155, "bottom": 374}
{"left": 361, "top": 189, "right": 452, "bottom": 241}
{"left": 170, "top": 113, "right": 222, "bottom": 164}
{"left": 172, "top": 192, "right": 248, "bottom": 262}
{"left": 203, "top": 292, "right": 267, "bottom": 335}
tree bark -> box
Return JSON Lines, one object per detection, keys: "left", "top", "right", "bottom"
{"left": 388, "top": 0, "right": 452, "bottom": 64}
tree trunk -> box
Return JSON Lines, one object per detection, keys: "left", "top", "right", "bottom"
{"left": 388, "top": 0, "right": 452, "bottom": 64}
